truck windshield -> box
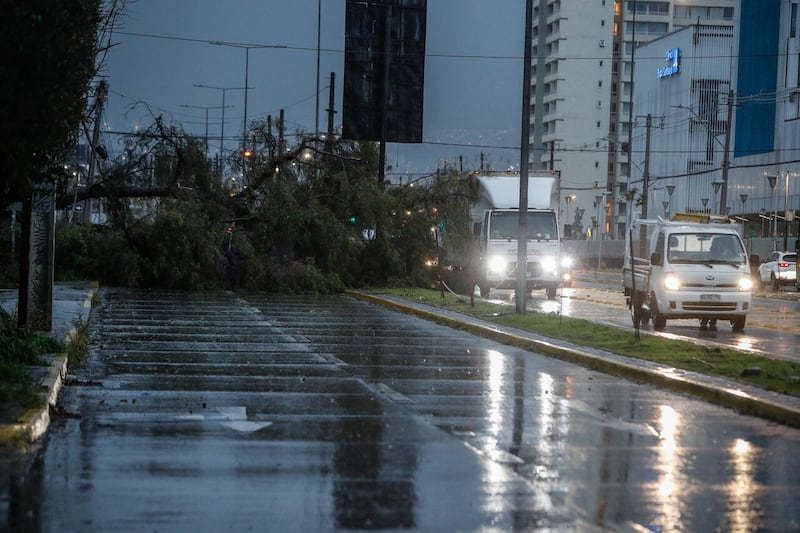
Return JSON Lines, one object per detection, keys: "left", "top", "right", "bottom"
{"left": 489, "top": 211, "right": 558, "bottom": 241}
{"left": 667, "top": 233, "right": 745, "bottom": 264}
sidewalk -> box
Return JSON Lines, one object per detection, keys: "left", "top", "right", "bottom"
{"left": 0, "top": 282, "right": 96, "bottom": 527}
{"left": 0, "top": 281, "right": 96, "bottom": 443}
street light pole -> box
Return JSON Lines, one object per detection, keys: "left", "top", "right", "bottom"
{"left": 596, "top": 191, "right": 612, "bottom": 279}
{"left": 712, "top": 180, "right": 722, "bottom": 215}
{"left": 206, "top": 41, "right": 287, "bottom": 171}
{"left": 564, "top": 194, "right": 575, "bottom": 237}
{"left": 767, "top": 174, "right": 778, "bottom": 247}
{"left": 181, "top": 104, "right": 229, "bottom": 159}
{"left": 193, "top": 84, "right": 248, "bottom": 179}
{"left": 783, "top": 171, "right": 790, "bottom": 251}
{"left": 719, "top": 89, "right": 734, "bottom": 213}
{"left": 740, "top": 193, "right": 748, "bottom": 243}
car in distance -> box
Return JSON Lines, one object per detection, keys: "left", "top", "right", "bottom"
{"left": 757, "top": 251, "right": 797, "bottom": 290}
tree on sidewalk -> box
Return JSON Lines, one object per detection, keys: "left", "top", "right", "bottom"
{"left": 0, "top": 1, "right": 121, "bottom": 211}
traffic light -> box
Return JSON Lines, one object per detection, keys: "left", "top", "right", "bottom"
{"left": 347, "top": 215, "right": 357, "bottom": 224}
{"left": 226, "top": 226, "right": 233, "bottom": 234}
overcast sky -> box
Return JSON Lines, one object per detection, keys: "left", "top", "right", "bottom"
{"left": 101, "top": 0, "right": 527, "bottom": 177}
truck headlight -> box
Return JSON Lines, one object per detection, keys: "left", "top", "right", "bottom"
{"left": 541, "top": 256, "right": 557, "bottom": 271}
{"left": 560, "top": 255, "right": 573, "bottom": 268}
{"left": 738, "top": 277, "right": 753, "bottom": 291}
{"left": 664, "top": 274, "right": 681, "bottom": 291}
{"left": 488, "top": 256, "right": 507, "bottom": 275}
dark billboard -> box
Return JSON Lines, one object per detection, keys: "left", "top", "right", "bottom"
{"left": 343, "top": 0, "right": 427, "bottom": 143}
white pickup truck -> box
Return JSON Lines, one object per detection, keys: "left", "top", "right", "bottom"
{"left": 622, "top": 215, "right": 754, "bottom": 331}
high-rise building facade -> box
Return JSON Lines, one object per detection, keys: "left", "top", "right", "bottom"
{"left": 529, "top": 0, "right": 736, "bottom": 238}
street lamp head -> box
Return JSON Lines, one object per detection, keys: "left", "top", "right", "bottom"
{"left": 766, "top": 174, "right": 777, "bottom": 189}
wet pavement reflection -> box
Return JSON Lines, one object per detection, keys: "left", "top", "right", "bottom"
{"left": 11, "top": 289, "right": 800, "bottom": 531}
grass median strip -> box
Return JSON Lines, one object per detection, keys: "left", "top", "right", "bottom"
{"left": 377, "top": 287, "right": 800, "bottom": 397}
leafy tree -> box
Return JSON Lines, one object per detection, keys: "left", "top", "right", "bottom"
{"left": 0, "top": 0, "right": 112, "bottom": 210}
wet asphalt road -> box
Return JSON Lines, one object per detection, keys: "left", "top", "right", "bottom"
{"left": 12, "top": 288, "right": 800, "bottom": 532}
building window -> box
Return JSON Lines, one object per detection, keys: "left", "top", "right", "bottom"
{"left": 626, "top": 21, "right": 669, "bottom": 36}
{"left": 792, "top": 3, "right": 798, "bottom": 38}
{"left": 627, "top": 1, "right": 669, "bottom": 16}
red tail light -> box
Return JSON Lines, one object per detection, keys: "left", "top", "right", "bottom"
{"left": 777, "top": 262, "right": 790, "bottom": 268}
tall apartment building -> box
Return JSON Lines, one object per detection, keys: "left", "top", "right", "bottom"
{"left": 530, "top": 0, "right": 735, "bottom": 238}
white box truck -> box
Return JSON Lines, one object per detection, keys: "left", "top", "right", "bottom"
{"left": 468, "top": 171, "right": 567, "bottom": 300}
{"left": 623, "top": 214, "right": 754, "bottom": 331}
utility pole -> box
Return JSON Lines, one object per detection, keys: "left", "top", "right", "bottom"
{"left": 642, "top": 114, "right": 652, "bottom": 220}
{"left": 315, "top": 0, "right": 322, "bottom": 139}
{"left": 516, "top": 0, "right": 533, "bottom": 314}
{"left": 719, "top": 88, "right": 734, "bottom": 214}
{"left": 84, "top": 80, "right": 107, "bottom": 224}
{"left": 326, "top": 72, "right": 336, "bottom": 150}
{"left": 278, "top": 109, "right": 285, "bottom": 155}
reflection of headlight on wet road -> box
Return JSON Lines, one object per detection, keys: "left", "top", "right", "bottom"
{"left": 488, "top": 256, "right": 507, "bottom": 274}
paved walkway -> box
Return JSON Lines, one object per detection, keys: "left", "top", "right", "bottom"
{"left": 0, "top": 282, "right": 96, "bottom": 527}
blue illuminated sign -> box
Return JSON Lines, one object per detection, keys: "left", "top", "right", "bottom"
{"left": 657, "top": 48, "right": 680, "bottom": 79}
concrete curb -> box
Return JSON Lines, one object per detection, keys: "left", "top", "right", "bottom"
{"left": 4, "top": 288, "right": 95, "bottom": 446}
{"left": 347, "top": 290, "right": 800, "bottom": 429}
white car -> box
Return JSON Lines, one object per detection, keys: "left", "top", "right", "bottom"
{"left": 757, "top": 251, "right": 797, "bottom": 290}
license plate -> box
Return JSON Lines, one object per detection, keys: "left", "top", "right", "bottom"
{"left": 700, "top": 294, "right": 720, "bottom": 301}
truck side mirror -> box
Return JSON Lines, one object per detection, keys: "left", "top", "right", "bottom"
{"left": 650, "top": 252, "right": 663, "bottom": 266}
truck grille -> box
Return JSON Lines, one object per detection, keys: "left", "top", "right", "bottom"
{"left": 506, "top": 262, "right": 544, "bottom": 277}
{"left": 683, "top": 301, "right": 738, "bottom": 312}
{"left": 682, "top": 283, "right": 738, "bottom": 289}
